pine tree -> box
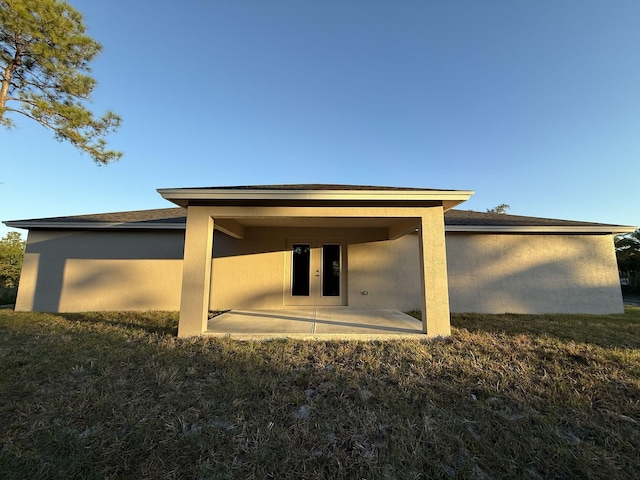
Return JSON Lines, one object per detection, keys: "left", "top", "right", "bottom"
{"left": 0, "top": 0, "right": 122, "bottom": 164}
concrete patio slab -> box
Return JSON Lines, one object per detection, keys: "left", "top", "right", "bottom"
{"left": 204, "top": 308, "right": 426, "bottom": 340}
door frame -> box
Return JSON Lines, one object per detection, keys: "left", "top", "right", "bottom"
{"left": 284, "top": 238, "right": 347, "bottom": 306}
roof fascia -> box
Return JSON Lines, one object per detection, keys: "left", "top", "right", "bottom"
{"left": 2, "top": 221, "right": 186, "bottom": 230}
{"left": 157, "top": 187, "right": 475, "bottom": 208}
{"left": 6, "top": 221, "right": 635, "bottom": 235}
{"left": 445, "top": 225, "right": 637, "bottom": 234}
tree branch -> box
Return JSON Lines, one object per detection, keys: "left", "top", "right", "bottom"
{"left": 3, "top": 105, "right": 59, "bottom": 130}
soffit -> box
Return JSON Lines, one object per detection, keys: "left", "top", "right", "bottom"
{"left": 232, "top": 217, "right": 404, "bottom": 228}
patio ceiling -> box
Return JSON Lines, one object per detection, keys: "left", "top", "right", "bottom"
{"left": 213, "top": 215, "right": 420, "bottom": 240}
{"left": 223, "top": 216, "right": 411, "bottom": 228}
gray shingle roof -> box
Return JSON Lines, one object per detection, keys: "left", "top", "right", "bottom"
{"left": 5, "top": 208, "right": 187, "bottom": 228}
{"left": 444, "top": 209, "right": 614, "bottom": 227}
{"left": 5, "top": 207, "right": 633, "bottom": 232}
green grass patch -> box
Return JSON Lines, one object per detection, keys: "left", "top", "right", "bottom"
{"left": 1, "top": 308, "right": 639, "bottom": 479}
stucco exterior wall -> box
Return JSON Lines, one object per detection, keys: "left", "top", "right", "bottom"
{"left": 446, "top": 233, "right": 624, "bottom": 314}
{"left": 347, "top": 234, "right": 422, "bottom": 310}
{"left": 209, "top": 228, "right": 423, "bottom": 311}
{"left": 16, "top": 230, "right": 184, "bottom": 312}
{"left": 209, "top": 227, "right": 391, "bottom": 310}
{"left": 14, "top": 227, "right": 624, "bottom": 315}
{"left": 209, "top": 228, "right": 292, "bottom": 309}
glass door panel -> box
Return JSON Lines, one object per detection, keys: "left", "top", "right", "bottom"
{"left": 291, "top": 244, "right": 310, "bottom": 296}
{"left": 322, "top": 244, "right": 340, "bottom": 297}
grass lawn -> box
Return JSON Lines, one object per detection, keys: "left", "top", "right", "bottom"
{"left": 1, "top": 308, "right": 639, "bottom": 479}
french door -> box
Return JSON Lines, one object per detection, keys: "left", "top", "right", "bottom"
{"left": 285, "top": 239, "right": 345, "bottom": 306}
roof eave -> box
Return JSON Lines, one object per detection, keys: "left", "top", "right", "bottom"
{"left": 157, "top": 188, "right": 475, "bottom": 208}
{"left": 2, "top": 221, "right": 186, "bottom": 230}
{"left": 7, "top": 221, "right": 634, "bottom": 234}
{"left": 445, "top": 225, "right": 637, "bottom": 234}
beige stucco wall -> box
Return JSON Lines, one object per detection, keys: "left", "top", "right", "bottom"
{"left": 209, "top": 228, "right": 293, "bottom": 309}
{"left": 16, "top": 230, "right": 184, "bottom": 312}
{"left": 347, "top": 234, "right": 422, "bottom": 310}
{"left": 210, "top": 227, "right": 423, "bottom": 311}
{"left": 209, "top": 227, "right": 394, "bottom": 310}
{"left": 15, "top": 227, "right": 624, "bottom": 315}
{"left": 346, "top": 232, "right": 624, "bottom": 314}
{"left": 446, "top": 233, "right": 624, "bottom": 314}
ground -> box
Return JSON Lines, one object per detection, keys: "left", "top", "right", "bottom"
{"left": 1, "top": 308, "right": 639, "bottom": 479}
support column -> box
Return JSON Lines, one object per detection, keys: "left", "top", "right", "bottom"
{"left": 418, "top": 206, "right": 451, "bottom": 337}
{"left": 178, "top": 207, "right": 214, "bottom": 337}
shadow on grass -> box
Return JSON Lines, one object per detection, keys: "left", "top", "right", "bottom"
{"left": 59, "top": 311, "right": 179, "bottom": 337}
{"left": 448, "top": 307, "right": 640, "bottom": 350}
{"left": 405, "top": 307, "right": 640, "bottom": 349}
{"left": 56, "top": 307, "right": 640, "bottom": 349}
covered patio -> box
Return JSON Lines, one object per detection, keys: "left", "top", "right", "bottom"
{"left": 157, "top": 185, "right": 474, "bottom": 338}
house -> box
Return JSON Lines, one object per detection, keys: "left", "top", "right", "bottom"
{"left": 5, "top": 184, "right": 635, "bottom": 338}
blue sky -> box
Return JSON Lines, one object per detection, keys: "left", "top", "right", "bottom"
{"left": 2, "top": 0, "right": 639, "bottom": 237}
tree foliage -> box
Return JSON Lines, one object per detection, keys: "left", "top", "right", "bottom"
{"left": 486, "top": 204, "right": 510, "bottom": 214}
{"left": 0, "top": 231, "right": 24, "bottom": 288}
{"left": 0, "top": 0, "right": 121, "bottom": 164}
{"left": 616, "top": 229, "right": 640, "bottom": 291}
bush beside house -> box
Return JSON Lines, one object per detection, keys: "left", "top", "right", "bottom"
{"left": 0, "top": 232, "right": 25, "bottom": 304}
{"left": 616, "top": 229, "right": 640, "bottom": 292}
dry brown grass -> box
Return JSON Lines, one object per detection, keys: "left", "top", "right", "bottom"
{"left": 1, "top": 308, "right": 639, "bottom": 479}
